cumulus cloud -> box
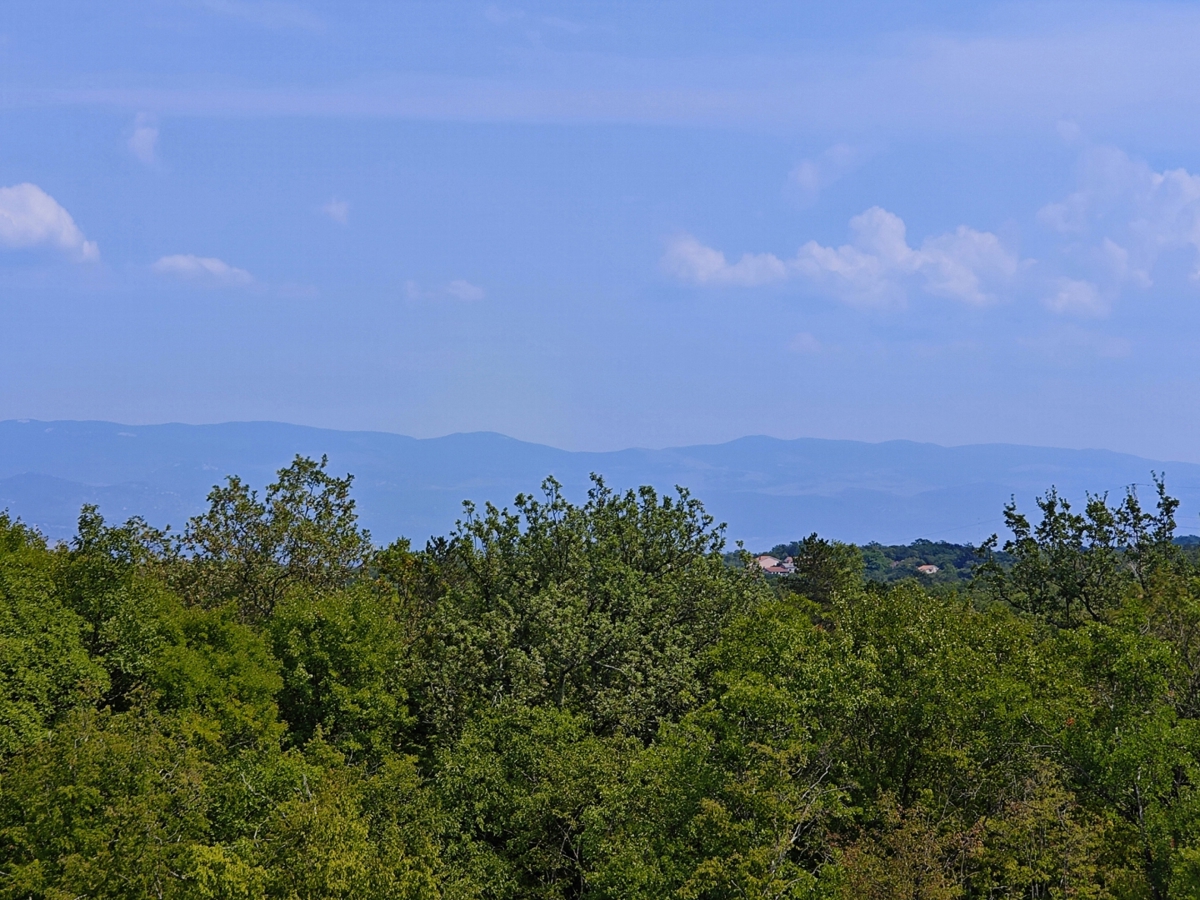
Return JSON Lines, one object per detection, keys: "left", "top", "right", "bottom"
{"left": 1038, "top": 147, "right": 1147, "bottom": 235}
{"left": 918, "top": 226, "right": 1021, "bottom": 305}
{"left": 152, "top": 254, "right": 254, "bottom": 286}
{"left": 1020, "top": 144, "right": 1200, "bottom": 321}
{"left": 788, "top": 144, "right": 862, "bottom": 204}
{"left": 1040, "top": 146, "right": 1200, "bottom": 281}
{"left": 1098, "top": 238, "right": 1151, "bottom": 288}
{"left": 322, "top": 197, "right": 349, "bottom": 224}
{"left": 0, "top": 183, "right": 99, "bottom": 262}
{"left": 665, "top": 207, "right": 1019, "bottom": 307}
{"left": 1056, "top": 119, "right": 1083, "bottom": 143}
{"left": 661, "top": 235, "right": 788, "bottom": 288}
{"left": 128, "top": 113, "right": 158, "bottom": 165}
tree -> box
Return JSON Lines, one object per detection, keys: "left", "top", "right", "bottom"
{"left": 415, "top": 475, "right": 767, "bottom": 741}
{"left": 181, "top": 455, "right": 373, "bottom": 622}
{"left": 0, "top": 514, "right": 107, "bottom": 756}
{"left": 267, "top": 584, "right": 417, "bottom": 764}
{"left": 0, "top": 699, "right": 214, "bottom": 900}
{"left": 55, "top": 506, "right": 176, "bottom": 707}
{"left": 8, "top": 463, "right": 1200, "bottom": 897}
{"left": 776, "top": 534, "right": 864, "bottom": 607}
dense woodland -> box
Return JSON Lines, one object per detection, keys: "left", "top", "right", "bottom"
{"left": 5, "top": 457, "right": 1200, "bottom": 898}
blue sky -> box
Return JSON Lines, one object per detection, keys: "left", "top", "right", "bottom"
{"left": 5, "top": 1, "right": 1200, "bottom": 459}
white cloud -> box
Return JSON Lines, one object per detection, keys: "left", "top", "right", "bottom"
{"left": 665, "top": 207, "right": 1019, "bottom": 307}
{"left": 1043, "top": 278, "right": 1109, "bottom": 317}
{"left": 128, "top": 113, "right": 158, "bottom": 165}
{"left": 322, "top": 197, "right": 349, "bottom": 224}
{"left": 1099, "top": 238, "right": 1151, "bottom": 289}
{"left": 445, "top": 279, "right": 485, "bottom": 301}
{"left": 662, "top": 234, "right": 788, "bottom": 288}
{"left": 1038, "top": 146, "right": 1145, "bottom": 235}
{"left": 1040, "top": 146, "right": 1200, "bottom": 279}
{"left": 918, "top": 226, "right": 1021, "bottom": 305}
{"left": 152, "top": 254, "right": 254, "bottom": 286}
{"left": 792, "top": 207, "right": 923, "bottom": 306}
{"left": 1056, "top": 119, "right": 1083, "bottom": 143}
{"left": 788, "top": 144, "right": 861, "bottom": 204}
{"left": 1031, "top": 145, "right": 1200, "bottom": 316}
{"left": 0, "top": 183, "right": 99, "bottom": 262}
{"left": 1136, "top": 167, "right": 1200, "bottom": 279}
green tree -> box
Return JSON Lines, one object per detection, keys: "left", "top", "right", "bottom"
{"left": 0, "top": 514, "right": 107, "bottom": 756}
{"left": 777, "top": 533, "right": 864, "bottom": 606}
{"left": 0, "top": 699, "right": 214, "bottom": 900}
{"left": 55, "top": 506, "right": 177, "bottom": 706}
{"left": 416, "top": 476, "right": 767, "bottom": 741}
{"left": 976, "top": 479, "right": 1180, "bottom": 628}
{"left": 437, "top": 703, "right": 637, "bottom": 899}
{"left": 267, "top": 584, "right": 417, "bottom": 764}
{"left": 598, "top": 597, "right": 853, "bottom": 900}
{"left": 181, "top": 455, "right": 373, "bottom": 622}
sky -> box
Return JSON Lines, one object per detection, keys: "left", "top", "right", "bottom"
{"left": 4, "top": 1, "right": 1200, "bottom": 459}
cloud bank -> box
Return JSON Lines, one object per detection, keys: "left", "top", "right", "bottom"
{"left": 667, "top": 145, "right": 1200, "bottom": 318}
{"left": 0, "top": 183, "right": 99, "bottom": 262}
{"left": 27, "top": 6, "right": 1200, "bottom": 143}
{"left": 664, "top": 207, "right": 1019, "bottom": 307}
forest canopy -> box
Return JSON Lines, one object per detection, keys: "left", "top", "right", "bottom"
{"left": 3, "top": 457, "right": 1200, "bottom": 899}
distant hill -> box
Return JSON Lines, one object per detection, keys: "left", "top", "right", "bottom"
{"left": 2, "top": 419, "right": 1199, "bottom": 547}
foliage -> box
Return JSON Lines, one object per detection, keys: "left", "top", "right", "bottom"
{"left": 414, "top": 476, "right": 761, "bottom": 742}
{"left": 4, "top": 459, "right": 1200, "bottom": 897}
{"left": 975, "top": 477, "right": 1181, "bottom": 627}
{"left": 773, "top": 533, "right": 864, "bottom": 606}
{"left": 0, "top": 514, "right": 107, "bottom": 756}
{"left": 859, "top": 538, "right": 1000, "bottom": 586}
{"left": 180, "top": 455, "right": 373, "bottom": 622}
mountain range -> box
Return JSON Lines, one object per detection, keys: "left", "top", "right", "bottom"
{"left": 2, "top": 419, "right": 1198, "bottom": 548}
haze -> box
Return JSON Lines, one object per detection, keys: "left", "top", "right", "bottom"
{"left": 3, "top": 2, "right": 1200, "bottom": 459}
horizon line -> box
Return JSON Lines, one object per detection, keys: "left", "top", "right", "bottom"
{"left": 1, "top": 417, "right": 1188, "bottom": 466}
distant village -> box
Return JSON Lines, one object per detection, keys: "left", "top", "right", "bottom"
{"left": 754, "top": 555, "right": 795, "bottom": 575}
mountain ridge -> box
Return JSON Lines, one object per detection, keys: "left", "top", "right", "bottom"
{"left": 2, "top": 419, "right": 1197, "bottom": 547}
